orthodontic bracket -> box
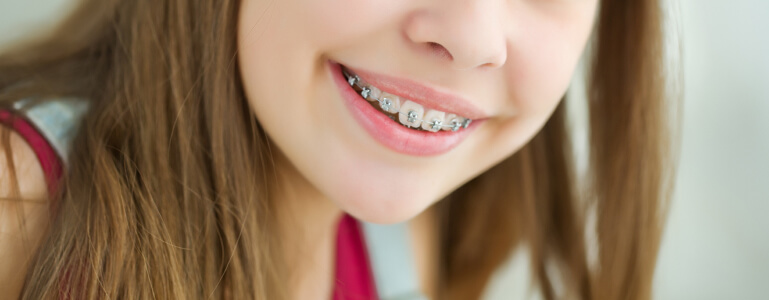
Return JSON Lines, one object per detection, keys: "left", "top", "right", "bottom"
{"left": 430, "top": 119, "right": 442, "bottom": 131}
{"left": 407, "top": 111, "right": 418, "bottom": 123}
{"left": 344, "top": 69, "right": 473, "bottom": 132}
{"left": 450, "top": 120, "right": 461, "bottom": 131}
{"left": 348, "top": 74, "right": 360, "bottom": 86}
{"left": 381, "top": 97, "right": 392, "bottom": 111}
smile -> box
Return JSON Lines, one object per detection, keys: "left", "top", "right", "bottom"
{"left": 329, "top": 61, "right": 485, "bottom": 156}
{"left": 342, "top": 68, "right": 472, "bottom": 132}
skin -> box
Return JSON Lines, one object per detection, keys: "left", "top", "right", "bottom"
{"left": 0, "top": 0, "right": 599, "bottom": 299}
{"left": 0, "top": 128, "right": 50, "bottom": 298}
{"left": 237, "top": 0, "right": 598, "bottom": 297}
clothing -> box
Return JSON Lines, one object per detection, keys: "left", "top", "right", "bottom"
{"left": 0, "top": 109, "right": 62, "bottom": 196}
{"left": 334, "top": 214, "right": 379, "bottom": 299}
{"left": 0, "top": 106, "right": 377, "bottom": 299}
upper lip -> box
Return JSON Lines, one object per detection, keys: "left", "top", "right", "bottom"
{"left": 341, "top": 64, "right": 489, "bottom": 120}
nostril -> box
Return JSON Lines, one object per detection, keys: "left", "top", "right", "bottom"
{"left": 427, "top": 42, "right": 453, "bottom": 61}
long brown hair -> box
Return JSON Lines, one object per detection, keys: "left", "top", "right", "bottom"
{"left": 0, "top": 0, "right": 677, "bottom": 299}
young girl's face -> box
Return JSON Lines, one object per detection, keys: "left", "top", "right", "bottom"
{"left": 238, "top": 0, "right": 597, "bottom": 223}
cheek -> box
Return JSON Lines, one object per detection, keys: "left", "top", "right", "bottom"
{"left": 509, "top": 36, "right": 581, "bottom": 115}
{"left": 507, "top": 7, "right": 596, "bottom": 114}
{"left": 479, "top": 7, "right": 596, "bottom": 167}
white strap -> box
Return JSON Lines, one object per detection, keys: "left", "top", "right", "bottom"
{"left": 13, "top": 98, "right": 89, "bottom": 167}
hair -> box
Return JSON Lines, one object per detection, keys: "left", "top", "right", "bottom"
{"left": 0, "top": 0, "right": 677, "bottom": 299}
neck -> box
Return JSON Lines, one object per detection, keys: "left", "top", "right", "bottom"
{"left": 272, "top": 152, "right": 343, "bottom": 299}
{"left": 269, "top": 151, "right": 440, "bottom": 299}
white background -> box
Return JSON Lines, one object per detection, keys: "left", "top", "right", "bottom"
{"left": 2, "top": 0, "right": 767, "bottom": 299}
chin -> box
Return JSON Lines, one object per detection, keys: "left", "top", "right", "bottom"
{"left": 325, "top": 178, "right": 442, "bottom": 224}
{"left": 339, "top": 196, "right": 436, "bottom": 224}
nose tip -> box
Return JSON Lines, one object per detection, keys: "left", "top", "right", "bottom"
{"left": 403, "top": 3, "right": 509, "bottom": 70}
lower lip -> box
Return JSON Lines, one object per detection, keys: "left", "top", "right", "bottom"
{"left": 328, "top": 61, "right": 480, "bottom": 156}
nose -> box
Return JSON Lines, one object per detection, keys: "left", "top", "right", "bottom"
{"left": 403, "top": 0, "right": 509, "bottom": 70}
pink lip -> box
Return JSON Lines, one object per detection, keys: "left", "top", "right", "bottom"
{"left": 343, "top": 65, "right": 489, "bottom": 120}
{"left": 328, "top": 61, "right": 483, "bottom": 156}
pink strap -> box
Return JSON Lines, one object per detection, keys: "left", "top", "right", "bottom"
{"left": 333, "top": 214, "right": 378, "bottom": 299}
{"left": 0, "top": 109, "right": 62, "bottom": 205}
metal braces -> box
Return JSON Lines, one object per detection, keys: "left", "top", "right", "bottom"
{"left": 345, "top": 72, "right": 472, "bottom": 132}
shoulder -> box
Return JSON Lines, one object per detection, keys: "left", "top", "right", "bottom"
{"left": 0, "top": 97, "right": 89, "bottom": 298}
{"left": 0, "top": 123, "right": 51, "bottom": 298}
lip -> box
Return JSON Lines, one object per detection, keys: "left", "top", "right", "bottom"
{"left": 328, "top": 61, "right": 483, "bottom": 156}
{"left": 342, "top": 65, "right": 488, "bottom": 120}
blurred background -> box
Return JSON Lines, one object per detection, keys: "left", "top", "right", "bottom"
{"left": 1, "top": 0, "right": 767, "bottom": 299}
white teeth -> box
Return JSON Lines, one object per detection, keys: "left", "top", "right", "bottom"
{"left": 442, "top": 114, "right": 456, "bottom": 131}
{"left": 421, "top": 109, "right": 446, "bottom": 132}
{"left": 380, "top": 92, "right": 401, "bottom": 114}
{"left": 398, "top": 100, "right": 424, "bottom": 128}
{"left": 366, "top": 85, "right": 382, "bottom": 102}
{"left": 343, "top": 69, "right": 472, "bottom": 132}
{"left": 442, "top": 114, "right": 465, "bottom": 132}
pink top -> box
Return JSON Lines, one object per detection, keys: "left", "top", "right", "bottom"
{"left": 0, "top": 109, "right": 377, "bottom": 300}
{"left": 334, "top": 214, "right": 378, "bottom": 299}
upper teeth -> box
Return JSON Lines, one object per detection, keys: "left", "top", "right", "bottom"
{"left": 343, "top": 69, "right": 472, "bottom": 132}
